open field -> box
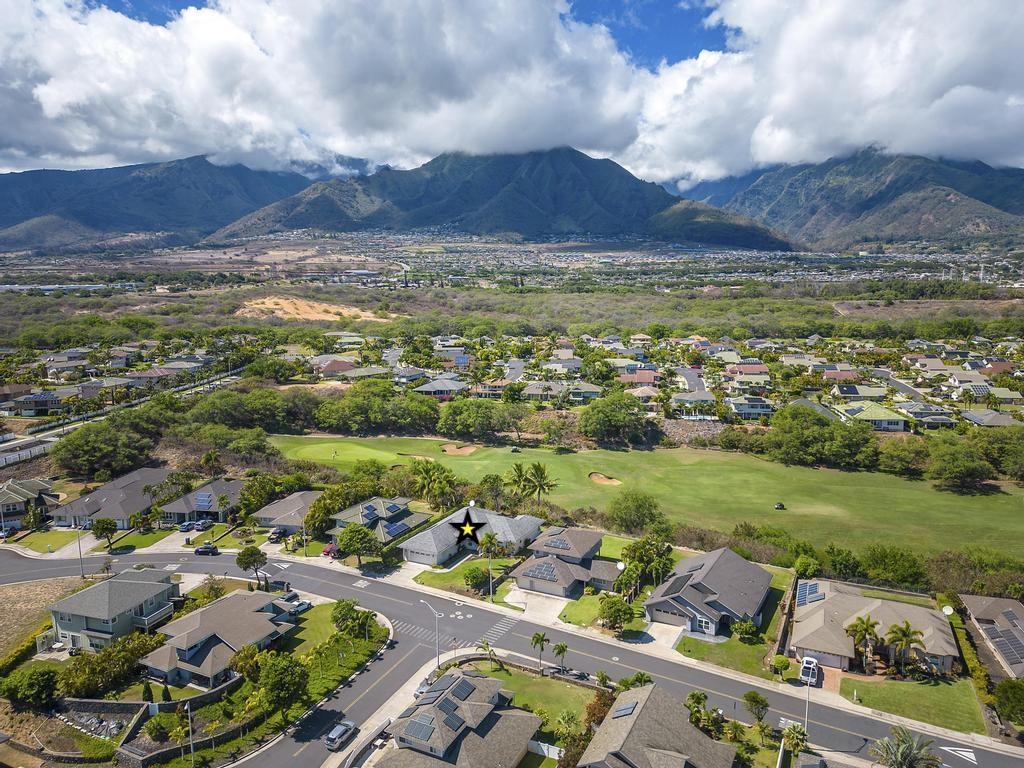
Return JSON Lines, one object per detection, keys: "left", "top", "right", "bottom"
{"left": 272, "top": 435, "right": 1024, "bottom": 556}
{"left": 236, "top": 295, "right": 396, "bottom": 322}
{"left": 833, "top": 298, "right": 1024, "bottom": 320}
{"left": 0, "top": 577, "right": 81, "bottom": 657}
{"left": 839, "top": 677, "right": 984, "bottom": 734}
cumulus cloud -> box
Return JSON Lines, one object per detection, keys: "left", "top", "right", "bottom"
{"left": 1, "top": 0, "right": 1023, "bottom": 184}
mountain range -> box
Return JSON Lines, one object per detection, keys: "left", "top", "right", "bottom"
{"left": 0, "top": 148, "right": 790, "bottom": 253}
{"left": 680, "top": 149, "right": 1024, "bottom": 249}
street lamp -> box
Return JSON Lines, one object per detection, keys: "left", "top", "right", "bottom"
{"left": 420, "top": 599, "right": 444, "bottom": 669}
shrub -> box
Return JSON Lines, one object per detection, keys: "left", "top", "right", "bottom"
{"left": 462, "top": 566, "right": 488, "bottom": 592}
{"left": 2, "top": 665, "right": 58, "bottom": 709}
{"left": 0, "top": 622, "right": 51, "bottom": 677}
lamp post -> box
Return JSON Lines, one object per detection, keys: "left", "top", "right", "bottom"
{"left": 804, "top": 674, "right": 812, "bottom": 731}
{"left": 76, "top": 527, "right": 85, "bottom": 578}
{"left": 186, "top": 701, "right": 195, "bottom": 768}
{"left": 420, "top": 599, "right": 444, "bottom": 669}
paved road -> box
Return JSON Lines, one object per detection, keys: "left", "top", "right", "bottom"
{"left": 0, "top": 549, "right": 1017, "bottom": 768}
{"left": 872, "top": 368, "right": 925, "bottom": 401}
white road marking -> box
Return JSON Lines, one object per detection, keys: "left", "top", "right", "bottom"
{"left": 353, "top": 579, "right": 369, "bottom": 589}
{"left": 941, "top": 747, "right": 977, "bottom": 765}
{"left": 163, "top": 564, "right": 180, "bottom": 571}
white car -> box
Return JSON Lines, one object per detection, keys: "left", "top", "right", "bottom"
{"left": 799, "top": 657, "right": 819, "bottom": 686}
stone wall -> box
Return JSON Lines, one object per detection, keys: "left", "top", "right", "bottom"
{"left": 154, "top": 675, "right": 244, "bottom": 713}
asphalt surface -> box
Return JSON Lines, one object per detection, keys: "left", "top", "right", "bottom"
{"left": 0, "top": 549, "right": 1018, "bottom": 768}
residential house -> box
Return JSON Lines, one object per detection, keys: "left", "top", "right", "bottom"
{"left": 399, "top": 504, "right": 542, "bottom": 566}
{"left": 644, "top": 548, "right": 772, "bottom": 635}
{"left": 53, "top": 467, "right": 173, "bottom": 529}
{"left": 378, "top": 669, "right": 540, "bottom": 768}
{"left": 124, "top": 367, "right": 181, "bottom": 387}
{"left": 618, "top": 369, "right": 661, "bottom": 386}
{"left": 958, "top": 594, "right": 1024, "bottom": 679}
{"left": 834, "top": 402, "right": 907, "bottom": 432}
{"left": 962, "top": 409, "right": 1019, "bottom": 428}
{"left": 542, "top": 357, "right": 583, "bottom": 376}
{"left": 0, "top": 478, "right": 59, "bottom": 529}
{"left": 329, "top": 496, "right": 430, "bottom": 545}
{"left": 831, "top": 384, "right": 886, "bottom": 402}
{"left": 3, "top": 390, "right": 64, "bottom": 416}
{"left": 788, "top": 398, "right": 840, "bottom": 422}
{"left": 896, "top": 402, "right": 955, "bottom": 428}
{"left": 341, "top": 365, "right": 392, "bottom": 380}
{"left": 671, "top": 391, "right": 718, "bottom": 420}
{"left": 726, "top": 395, "right": 775, "bottom": 420}
{"left": 577, "top": 683, "right": 736, "bottom": 768}
{"left": 393, "top": 367, "right": 429, "bottom": 386}
{"left": 724, "top": 373, "right": 771, "bottom": 395}
{"left": 141, "top": 590, "right": 296, "bottom": 688}
{"left": 789, "top": 580, "right": 957, "bottom": 673}
{"left": 673, "top": 366, "right": 706, "bottom": 392}
{"left": 413, "top": 378, "right": 470, "bottom": 399}
{"left": 624, "top": 386, "right": 660, "bottom": 413}
{"left": 319, "top": 358, "right": 358, "bottom": 378}
{"left": 469, "top": 379, "right": 513, "bottom": 399}
{"left": 510, "top": 527, "right": 620, "bottom": 598}
{"left": 160, "top": 478, "right": 244, "bottom": 525}
{"left": 254, "top": 490, "right": 322, "bottom": 533}
{"left": 521, "top": 381, "right": 602, "bottom": 403}
{"left": 50, "top": 569, "right": 179, "bottom": 652}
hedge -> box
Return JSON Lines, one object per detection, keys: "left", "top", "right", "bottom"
{"left": 0, "top": 621, "right": 51, "bottom": 677}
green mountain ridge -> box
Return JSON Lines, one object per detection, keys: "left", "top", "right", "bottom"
{"left": 681, "top": 149, "right": 1024, "bottom": 248}
{"left": 211, "top": 147, "right": 792, "bottom": 249}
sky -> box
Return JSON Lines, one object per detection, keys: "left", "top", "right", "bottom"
{"left": 2, "top": 0, "right": 1023, "bottom": 187}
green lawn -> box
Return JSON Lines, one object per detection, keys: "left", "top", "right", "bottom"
{"left": 279, "top": 604, "right": 337, "bottom": 655}
{"left": 517, "top": 754, "right": 557, "bottom": 768}
{"left": 117, "top": 680, "right": 193, "bottom": 702}
{"left": 416, "top": 556, "right": 517, "bottom": 593}
{"left": 94, "top": 526, "right": 176, "bottom": 552}
{"left": 840, "top": 677, "right": 985, "bottom": 734}
{"left": 676, "top": 568, "right": 793, "bottom": 680}
{"left": 11, "top": 528, "right": 81, "bottom": 553}
{"left": 271, "top": 435, "right": 1024, "bottom": 556}
{"left": 211, "top": 526, "right": 270, "bottom": 549}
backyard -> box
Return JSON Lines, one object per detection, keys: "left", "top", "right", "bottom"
{"left": 839, "top": 677, "right": 985, "bottom": 734}
{"left": 675, "top": 567, "right": 793, "bottom": 680}
{"left": 271, "top": 435, "right": 1024, "bottom": 556}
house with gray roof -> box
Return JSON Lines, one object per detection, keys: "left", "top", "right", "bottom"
{"left": 577, "top": 683, "right": 736, "bottom": 768}
{"left": 254, "top": 490, "right": 322, "bottom": 533}
{"left": 510, "top": 527, "right": 619, "bottom": 598}
{"left": 141, "top": 590, "right": 295, "bottom": 688}
{"left": 962, "top": 409, "right": 1019, "bottom": 428}
{"left": 329, "top": 496, "right": 429, "bottom": 545}
{"left": 959, "top": 594, "right": 1024, "bottom": 679}
{"left": 790, "top": 580, "right": 957, "bottom": 673}
{"left": 413, "top": 377, "right": 470, "bottom": 399}
{"left": 378, "top": 668, "right": 540, "bottom": 768}
{"left": 644, "top": 548, "right": 772, "bottom": 635}
{"left": 52, "top": 467, "right": 172, "bottom": 529}
{"left": 399, "top": 504, "right": 542, "bottom": 566}
{"left": 0, "top": 478, "right": 58, "bottom": 529}
{"left": 50, "top": 568, "right": 179, "bottom": 652}
{"left": 160, "top": 477, "right": 244, "bottom": 525}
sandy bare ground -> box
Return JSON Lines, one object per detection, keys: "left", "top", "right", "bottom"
{"left": 589, "top": 472, "right": 621, "bottom": 486}
{"left": 441, "top": 443, "right": 479, "bottom": 456}
{"left": 0, "top": 577, "right": 82, "bottom": 657}
{"left": 235, "top": 295, "right": 396, "bottom": 322}
{"left": 833, "top": 298, "right": 1024, "bottom": 320}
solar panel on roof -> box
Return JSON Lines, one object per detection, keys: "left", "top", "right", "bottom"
{"left": 384, "top": 521, "right": 409, "bottom": 538}
{"left": 795, "top": 582, "right": 820, "bottom": 607}
{"left": 398, "top": 707, "right": 417, "bottom": 719}
{"left": 545, "top": 537, "right": 571, "bottom": 550}
{"left": 415, "top": 713, "right": 434, "bottom": 724}
{"left": 451, "top": 679, "right": 475, "bottom": 701}
{"left": 403, "top": 720, "right": 434, "bottom": 741}
{"left": 427, "top": 674, "right": 455, "bottom": 693}
{"left": 523, "top": 562, "right": 557, "bottom": 582}
{"left": 417, "top": 691, "right": 442, "bottom": 705}
{"left": 612, "top": 701, "right": 637, "bottom": 718}
{"left": 386, "top": 503, "right": 403, "bottom": 514}
{"left": 438, "top": 698, "right": 458, "bottom": 715}
{"left": 443, "top": 713, "right": 465, "bottom": 731}
{"left": 807, "top": 592, "right": 825, "bottom": 604}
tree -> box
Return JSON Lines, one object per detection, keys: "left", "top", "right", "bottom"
{"left": 725, "top": 719, "right": 746, "bottom": 742}
{"left": 258, "top": 651, "right": 309, "bottom": 723}
{"left": 794, "top": 554, "right": 821, "bottom": 579}
{"left": 877, "top": 437, "right": 930, "bottom": 478}
{"left": 553, "top": 642, "right": 569, "bottom": 672}
{"left": 885, "top": 621, "right": 924, "bottom": 674}
{"left": 869, "top": 725, "right": 941, "bottom": 768}
{"left": 335, "top": 523, "right": 382, "bottom": 566}
{"left": 331, "top": 598, "right": 361, "bottom": 630}
{"left": 732, "top": 619, "right": 759, "bottom": 641}
{"left": 92, "top": 518, "right": 118, "bottom": 550}
{"left": 236, "top": 545, "right": 267, "bottom": 582}
{"left": 685, "top": 690, "right": 708, "bottom": 726}
{"left": 238, "top": 473, "right": 278, "bottom": 517}
{"left": 476, "top": 639, "right": 497, "bottom": 671}
{"left": 230, "top": 644, "right": 262, "bottom": 683}
{"left": 781, "top": 722, "right": 808, "bottom": 755}
{"left": 742, "top": 690, "right": 770, "bottom": 723}
{"left": 531, "top": 632, "right": 549, "bottom": 670}
{"left": 503, "top": 463, "right": 530, "bottom": 499}
{"left": 995, "top": 679, "right": 1024, "bottom": 723}
{"left": 50, "top": 420, "right": 153, "bottom": 478}
{"left": 606, "top": 489, "right": 661, "bottom": 534}
{"left": 578, "top": 391, "right": 647, "bottom": 444}
{"left": 143, "top": 716, "right": 169, "bottom": 742}
{"left": 141, "top": 678, "right": 154, "bottom": 702}
{"left": 553, "top": 710, "right": 582, "bottom": 741}
{"left": 598, "top": 593, "right": 635, "bottom": 632}
{"left": 845, "top": 614, "right": 880, "bottom": 670}
{"left": 772, "top": 654, "right": 791, "bottom": 680}
{"left": 754, "top": 719, "right": 773, "bottom": 746}
{"left": 926, "top": 438, "right": 996, "bottom": 492}
{"left": 524, "top": 462, "right": 557, "bottom": 503}
{"left": 824, "top": 544, "right": 863, "bottom": 580}
{"left": 410, "top": 459, "right": 460, "bottom": 512}
{"left": 462, "top": 565, "right": 488, "bottom": 592}
{"left": 478, "top": 531, "right": 500, "bottom": 601}
{"left": 161, "top": 682, "right": 172, "bottom": 702}
{"left": 2, "top": 666, "right": 58, "bottom": 710}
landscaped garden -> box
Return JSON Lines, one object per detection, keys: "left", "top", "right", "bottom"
{"left": 271, "top": 435, "right": 1024, "bottom": 556}
{"left": 415, "top": 555, "right": 519, "bottom": 600}
{"left": 675, "top": 567, "right": 793, "bottom": 681}
{"left": 839, "top": 677, "right": 984, "bottom": 733}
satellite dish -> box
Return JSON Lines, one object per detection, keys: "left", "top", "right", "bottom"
{"left": 616, "top": 561, "right": 626, "bottom": 571}
{"left": 942, "top": 605, "right": 954, "bottom": 616}
{"left": 468, "top": 499, "right": 475, "bottom": 507}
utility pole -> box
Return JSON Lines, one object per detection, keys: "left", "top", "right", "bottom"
{"left": 420, "top": 599, "right": 443, "bottom": 669}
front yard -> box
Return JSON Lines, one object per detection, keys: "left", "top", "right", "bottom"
{"left": 278, "top": 604, "right": 337, "bottom": 656}
{"left": 839, "top": 677, "right": 985, "bottom": 734}
{"left": 11, "top": 527, "right": 81, "bottom": 553}
{"left": 415, "top": 555, "right": 519, "bottom": 603}
{"left": 93, "top": 527, "right": 176, "bottom": 552}
{"left": 675, "top": 567, "right": 793, "bottom": 681}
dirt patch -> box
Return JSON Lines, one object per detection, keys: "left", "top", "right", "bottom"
{"left": 235, "top": 295, "right": 397, "bottom": 322}
{"left": 441, "top": 443, "right": 479, "bottom": 456}
{"left": 0, "top": 577, "right": 81, "bottom": 657}
{"left": 589, "top": 472, "right": 621, "bottom": 486}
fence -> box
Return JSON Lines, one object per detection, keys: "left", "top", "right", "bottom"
{"left": 0, "top": 440, "right": 53, "bottom": 467}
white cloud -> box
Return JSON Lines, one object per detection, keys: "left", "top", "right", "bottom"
{"left": 1, "top": 0, "right": 1022, "bottom": 184}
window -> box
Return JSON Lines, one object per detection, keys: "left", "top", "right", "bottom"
{"left": 58, "top": 612, "right": 71, "bottom": 622}
{"left": 697, "top": 617, "right": 714, "bottom": 634}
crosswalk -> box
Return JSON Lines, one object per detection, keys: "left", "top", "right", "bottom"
{"left": 391, "top": 619, "right": 474, "bottom": 648}
{"left": 479, "top": 616, "right": 518, "bottom": 645}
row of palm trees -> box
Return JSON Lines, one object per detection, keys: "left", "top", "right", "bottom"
{"left": 503, "top": 462, "right": 557, "bottom": 503}
{"left": 410, "top": 458, "right": 558, "bottom": 512}
{"left": 846, "top": 615, "right": 926, "bottom": 675}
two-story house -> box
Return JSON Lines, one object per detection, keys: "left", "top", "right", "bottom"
{"left": 510, "top": 527, "right": 620, "bottom": 598}
{"left": 50, "top": 569, "right": 179, "bottom": 652}
{"left": 328, "top": 496, "right": 430, "bottom": 545}
{"left": 726, "top": 395, "right": 775, "bottom": 420}
{"left": 0, "top": 478, "right": 59, "bottom": 530}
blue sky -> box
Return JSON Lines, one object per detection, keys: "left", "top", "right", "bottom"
{"left": 99, "top": 0, "right": 728, "bottom": 69}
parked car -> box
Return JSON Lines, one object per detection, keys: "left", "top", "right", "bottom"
{"left": 178, "top": 521, "right": 195, "bottom": 532}
{"left": 267, "top": 526, "right": 287, "bottom": 543}
{"left": 288, "top": 600, "right": 312, "bottom": 616}
{"left": 194, "top": 519, "right": 214, "bottom": 532}
{"left": 323, "top": 719, "right": 357, "bottom": 751}
{"left": 280, "top": 591, "right": 300, "bottom": 603}
{"left": 194, "top": 544, "right": 220, "bottom": 556}
{"left": 799, "top": 657, "right": 819, "bottom": 686}
{"left": 322, "top": 544, "right": 340, "bottom": 558}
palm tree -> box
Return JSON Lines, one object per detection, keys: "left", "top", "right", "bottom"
{"left": 594, "top": 670, "right": 611, "bottom": 688}
{"left": 503, "top": 463, "right": 530, "bottom": 499}
{"left": 781, "top": 722, "right": 808, "bottom": 756}
{"left": 479, "top": 532, "right": 499, "bottom": 602}
{"left": 525, "top": 462, "right": 557, "bottom": 503}
{"left": 869, "top": 726, "right": 941, "bottom": 768}
{"left": 531, "top": 632, "right": 549, "bottom": 671}
{"left": 631, "top": 671, "right": 652, "bottom": 686}
{"left": 476, "top": 639, "right": 497, "bottom": 671}
{"left": 553, "top": 710, "right": 581, "bottom": 741}
{"left": 886, "top": 621, "right": 925, "bottom": 675}
{"left": 685, "top": 690, "right": 708, "bottom": 725}
{"left": 553, "top": 642, "right": 568, "bottom": 673}
{"left": 754, "top": 719, "right": 773, "bottom": 746}
{"left": 845, "top": 614, "right": 880, "bottom": 671}
{"left": 984, "top": 391, "right": 1001, "bottom": 411}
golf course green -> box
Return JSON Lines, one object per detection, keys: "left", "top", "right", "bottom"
{"left": 271, "top": 435, "right": 1024, "bottom": 556}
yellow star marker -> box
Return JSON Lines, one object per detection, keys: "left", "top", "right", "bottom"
{"left": 461, "top": 521, "right": 477, "bottom": 536}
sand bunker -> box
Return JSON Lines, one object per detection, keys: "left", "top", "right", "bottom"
{"left": 235, "top": 296, "right": 396, "bottom": 322}
{"left": 398, "top": 454, "right": 434, "bottom": 461}
{"left": 442, "top": 443, "right": 479, "bottom": 456}
{"left": 589, "top": 472, "right": 621, "bottom": 486}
